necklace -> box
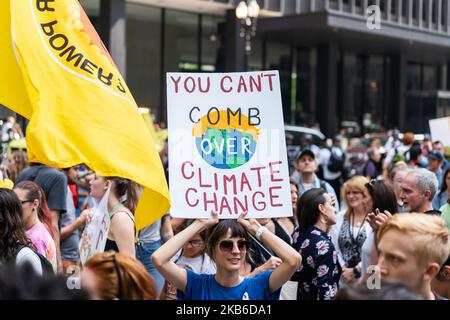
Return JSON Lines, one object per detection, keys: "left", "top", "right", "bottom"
{"left": 348, "top": 211, "right": 368, "bottom": 245}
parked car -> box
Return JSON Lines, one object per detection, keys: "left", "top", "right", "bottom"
{"left": 284, "top": 125, "right": 326, "bottom": 176}
{"left": 284, "top": 125, "right": 326, "bottom": 147}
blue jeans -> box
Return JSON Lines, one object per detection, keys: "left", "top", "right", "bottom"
{"left": 136, "top": 240, "right": 165, "bottom": 297}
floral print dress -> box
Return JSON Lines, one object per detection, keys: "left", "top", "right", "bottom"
{"left": 291, "top": 225, "right": 342, "bottom": 300}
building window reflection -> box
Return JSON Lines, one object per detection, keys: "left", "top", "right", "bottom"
{"left": 202, "top": 15, "right": 224, "bottom": 72}
{"left": 126, "top": 4, "right": 161, "bottom": 117}
{"left": 165, "top": 10, "right": 199, "bottom": 72}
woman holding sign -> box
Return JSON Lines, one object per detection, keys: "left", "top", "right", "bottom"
{"left": 89, "top": 174, "right": 137, "bottom": 258}
{"left": 152, "top": 211, "right": 301, "bottom": 300}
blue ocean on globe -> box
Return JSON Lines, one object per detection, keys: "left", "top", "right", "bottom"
{"left": 195, "top": 128, "right": 257, "bottom": 169}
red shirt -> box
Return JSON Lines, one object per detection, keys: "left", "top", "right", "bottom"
{"left": 68, "top": 183, "right": 78, "bottom": 209}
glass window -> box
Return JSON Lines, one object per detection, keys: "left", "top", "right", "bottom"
{"left": 365, "top": 56, "right": 384, "bottom": 132}
{"left": 79, "top": 0, "right": 100, "bottom": 16}
{"left": 126, "top": 4, "right": 162, "bottom": 117}
{"left": 248, "top": 35, "right": 263, "bottom": 71}
{"left": 79, "top": 0, "right": 100, "bottom": 38}
{"left": 295, "top": 48, "right": 314, "bottom": 126}
{"left": 266, "top": 42, "right": 291, "bottom": 123}
{"left": 423, "top": 65, "right": 437, "bottom": 90}
{"left": 342, "top": 53, "right": 363, "bottom": 126}
{"left": 165, "top": 10, "right": 199, "bottom": 72}
{"left": 407, "top": 62, "right": 421, "bottom": 91}
{"left": 390, "top": 0, "right": 396, "bottom": 15}
{"left": 432, "top": 0, "right": 437, "bottom": 26}
{"left": 402, "top": 0, "right": 407, "bottom": 17}
{"left": 201, "top": 15, "right": 224, "bottom": 72}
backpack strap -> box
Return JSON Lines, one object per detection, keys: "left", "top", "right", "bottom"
{"left": 13, "top": 242, "right": 54, "bottom": 275}
{"left": 319, "top": 179, "right": 327, "bottom": 191}
{"left": 13, "top": 243, "right": 27, "bottom": 262}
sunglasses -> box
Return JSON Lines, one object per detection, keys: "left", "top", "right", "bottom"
{"left": 218, "top": 239, "right": 249, "bottom": 253}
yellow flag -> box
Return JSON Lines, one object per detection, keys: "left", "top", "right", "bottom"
{"left": 139, "top": 108, "right": 167, "bottom": 152}
{"left": 0, "top": 1, "right": 32, "bottom": 118}
{"left": 0, "top": 0, "right": 170, "bottom": 230}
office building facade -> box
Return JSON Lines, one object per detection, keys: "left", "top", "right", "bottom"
{"left": 3, "top": 0, "right": 450, "bottom": 137}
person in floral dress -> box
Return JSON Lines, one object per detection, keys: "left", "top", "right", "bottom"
{"left": 291, "top": 188, "right": 342, "bottom": 300}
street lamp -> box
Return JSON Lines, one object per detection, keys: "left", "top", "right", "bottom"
{"left": 235, "top": 0, "right": 260, "bottom": 54}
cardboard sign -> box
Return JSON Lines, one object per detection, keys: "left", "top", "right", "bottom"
{"left": 79, "top": 186, "right": 111, "bottom": 265}
{"left": 429, "top": 117, "right": 450, "bottom": 146}
{"left": 167, "top": 71, "right": 292, "bottom": 219}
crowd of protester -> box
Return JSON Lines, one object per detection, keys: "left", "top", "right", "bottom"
{"left": 0, "top": 117, "right": 449, "bottom": 301}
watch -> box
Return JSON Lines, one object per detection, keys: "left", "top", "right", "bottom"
{"left": 255, "top": 226, "right": 267, "bottom": 241}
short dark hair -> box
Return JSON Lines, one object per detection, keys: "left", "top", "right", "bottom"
{"left": 182, "top": 219, "right": 208, "bottom": 241}
{"left": 297, "top": 188, "right": 326, "bottom": 230}
{"left": 206, "top": 220, "right": 249, "bottom": 261}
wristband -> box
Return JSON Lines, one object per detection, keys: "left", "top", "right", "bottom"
{"left": 255, "top": 226, "right": 267, "bottom": 241}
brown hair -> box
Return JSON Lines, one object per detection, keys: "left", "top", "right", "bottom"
{"left": 8, "top": 151, "right": 28, "bottom": 182}
{"left": 106, "top": 177, "right": 140, "bottom": 213}
{"left": 377, "top": 213, "right": 450, "bottom": 267}
{"left": 206, "top": 220, "right": 249, "bottom": 263}
{"left": 402, "top": 132, "right": 415, "bottom": 145}
{"left": 0, "top": 189, "right": 35, "bottom": 263}
{"left": 84, "top": 251, "right": 157, "bottom": 300}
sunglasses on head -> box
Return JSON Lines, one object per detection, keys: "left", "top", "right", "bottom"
{"left": 218, "top": 239, "right": 249, "bottom": 253}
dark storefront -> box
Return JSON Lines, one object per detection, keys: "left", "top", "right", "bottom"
{"left": 7, "top": 0, "right": 444, "bottom": 138}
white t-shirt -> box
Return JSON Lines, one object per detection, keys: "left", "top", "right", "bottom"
{"left": 360, "top": 230, "right": 375, "bottom": 277}
{"left": 171, "top": 250, "right": 216, "bottom": 274}
{"left": 16, "top": 247, "right": 43, "bottom": 276}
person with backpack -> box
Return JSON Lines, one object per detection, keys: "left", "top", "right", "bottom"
{"left": 292, "top": 149, "right": 340, "bottom": 212}
{"left": 363, "top": 148, "right": 383, "bottom": 180}
{"left": 13, "top": 181, "right": 57, "bottom": 273}
{"left": 319, "top": 136, "right": 345, "bottom": 203}
{"left": 0, "top": 188, "right": 53, "bottom": 276}
{"left": 15, "top": 163, "right": 67, "bottom": 273}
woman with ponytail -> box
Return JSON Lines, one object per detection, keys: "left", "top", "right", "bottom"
{"left": 88, "top": 174, "right": 137, "bottom": 258}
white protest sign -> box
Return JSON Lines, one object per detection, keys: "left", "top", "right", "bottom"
{"left": 167, "top": 71, "right": 292, "bottom": 219}
{"left": 429, "top": 117, "right": 450, "bottom": 146}
{"left": 79, "top": 186, "right": 111, "bottom": 265}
